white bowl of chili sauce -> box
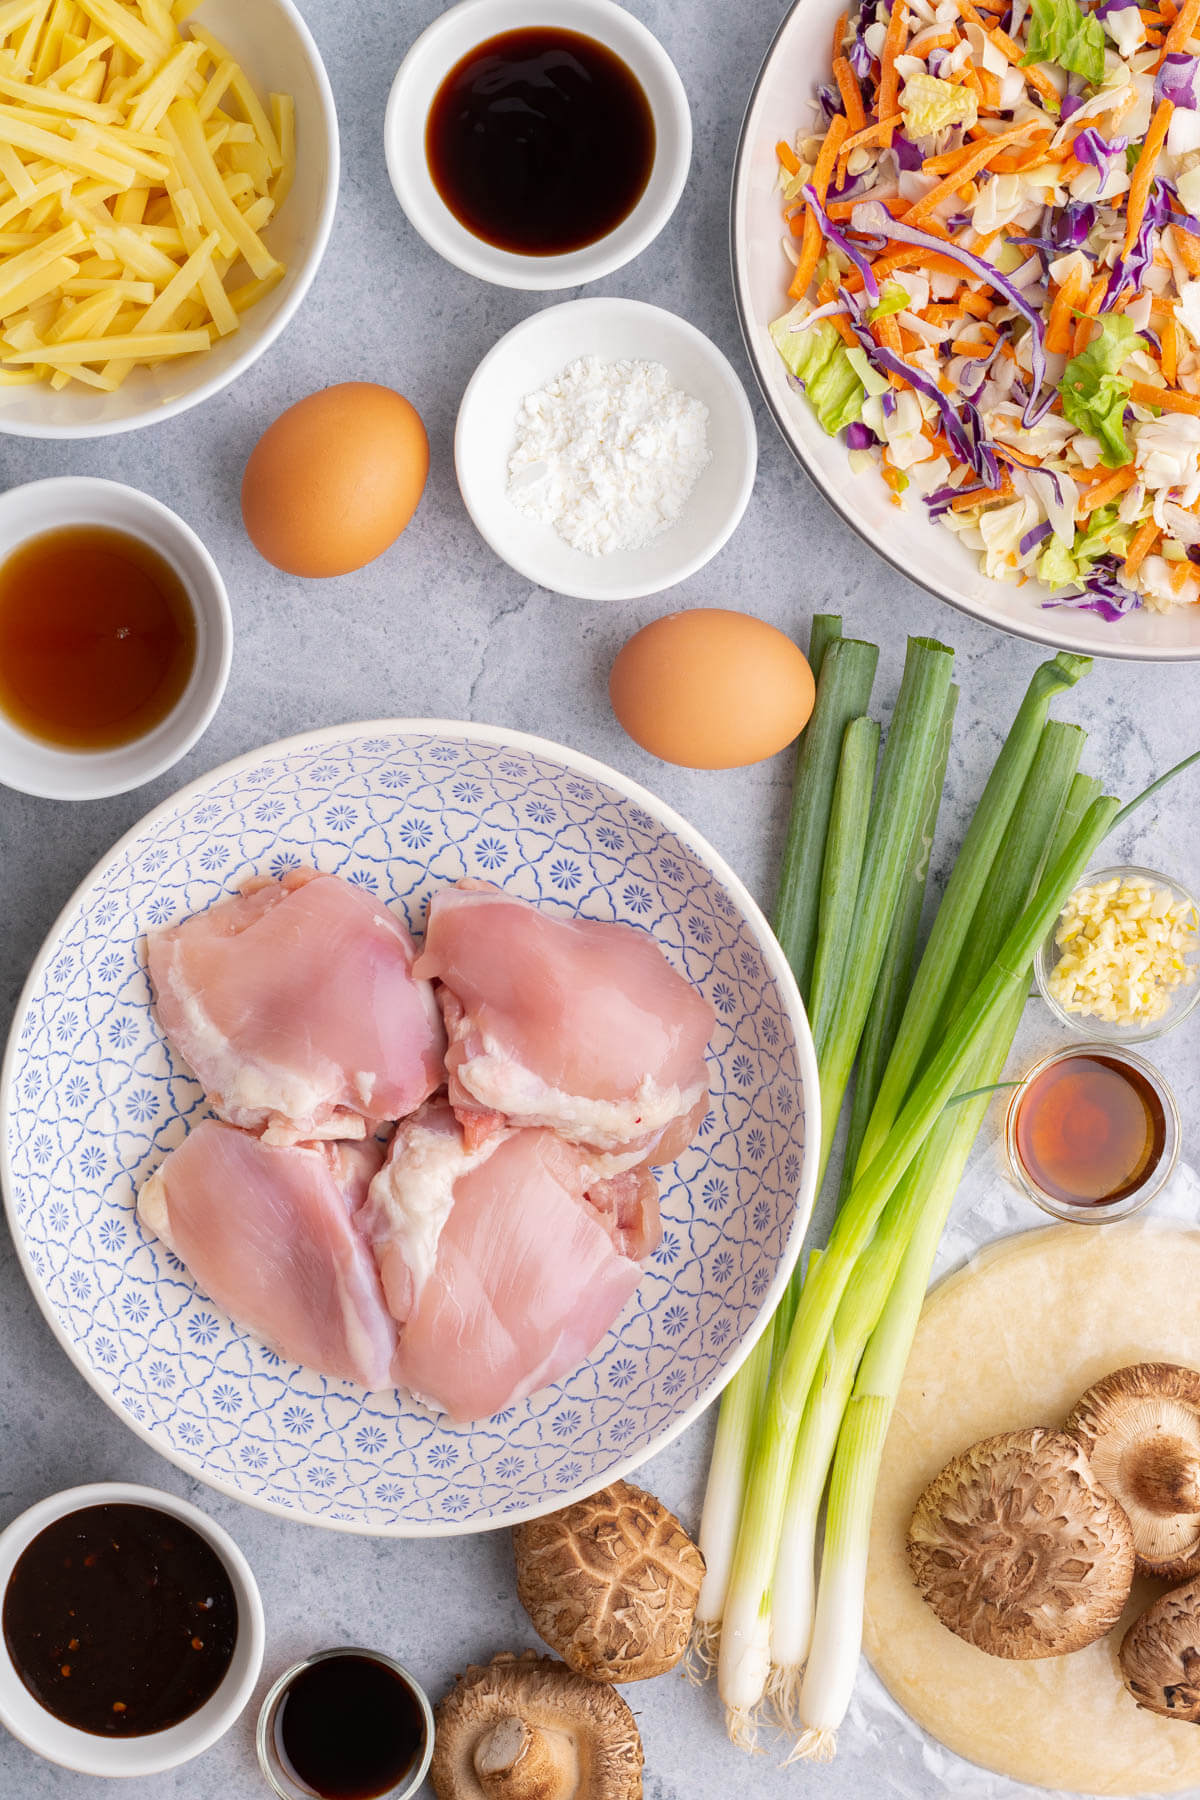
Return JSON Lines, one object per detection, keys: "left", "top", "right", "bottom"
{"left": 0, "top": 1481, "right": 264, "bottom": 1777}
{"left": 0, "top": 476, "right": 231, "bottom": 802}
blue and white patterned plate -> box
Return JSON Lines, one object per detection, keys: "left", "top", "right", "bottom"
{"left": 2, "top": 722, "right": 819, "bottom": 1536}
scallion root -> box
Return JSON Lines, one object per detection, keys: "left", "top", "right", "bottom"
{"left": 681, "top": 1621, "right": 719, "bottom": 1684}
{"left": 765, "top": 1660, "right": 805, "bottom": 1730}
{"left": 724, "top": 1704, "right": 766, "bottom": 1753}
{"left": 783, "top": 1726, "right": 838, "bottom": 1765}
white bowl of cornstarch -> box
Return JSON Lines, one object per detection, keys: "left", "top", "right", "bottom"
{"left": 455, "top": 298, "right": 758, "bottom": 601}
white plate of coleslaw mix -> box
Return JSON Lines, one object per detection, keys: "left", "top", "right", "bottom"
{"left": 733, "top": 0, "right": 1200, "bottom": 656}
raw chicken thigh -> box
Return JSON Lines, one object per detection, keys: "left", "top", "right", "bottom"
{"left": 414, "top": 882, "right": 715, "bottom": 1161}
{"left": 361, "top": 1101, "right": 648, "bottom": 1422}
{"left": 147, "top": 869, "right": 444, "bottom": 1144}
{"left": 137, "top": 1122, "right": 396, "bottom": 1389}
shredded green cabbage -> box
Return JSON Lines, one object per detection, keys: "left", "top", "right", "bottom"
{"left": 770, "top": 311, "right": 866, "bottom": 435}
{"left": 900, "top": 72, "right": 978, "bottom": 137}
{"left": 1059, "top": 314, "right": 1137, "bottom": 468}
{"left": 1021, "top": 0, "right": 1105, "bottom": 87}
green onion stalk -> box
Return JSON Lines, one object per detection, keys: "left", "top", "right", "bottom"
{"left": 788, "top": 770, "right": 1105, "bottom": 1758}
{"left": 691, "top": 622, "right": 878, "bottom": 1669}
{"left": 765, "top": 722, "right": 1084, "bottom": 1721}
{"left": 717, "top": 636, "right": 955, "bottom": 1725}
{"left": 715, "top": 788, "right": 1123, "bottom": 1728}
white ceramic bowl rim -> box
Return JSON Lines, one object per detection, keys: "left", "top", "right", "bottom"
{"left": 0, "top": 0, "right": 339, "bottom": 440}
{"left": 384, "top": 0, "right": 692, "bottom": 291}
{"left": 729, "top": 0, "right": 1200, "bottom": 661}
{"left": 0, "top": 718, "right": 821, "bottom": 1538}
{"left": 454, "top": 297, "right": 758, "bottom": 601}
{"left": 0, "top": 1480, "right": 265, "bottom": 1776}
{"left": 0, "top": 477, "right": 232, "bottom": 800}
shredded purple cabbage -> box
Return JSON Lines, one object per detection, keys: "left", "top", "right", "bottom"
{"left": 1010, "top": 200, "right": 1097, "bottom": 256}
{"left": 1104, "top": 179, "right": 1172, "bottom": 305}
{"left": 925, "top": 480, "right": 984, "bottom": 515}
{"left": 1094, "top": 0, "right": 1137, "bottom": 15}
{"left": 840, "top": 286, "right": 1002, "bottom": 486}
{"left": 927, "top": 46, "right": 949, "bottom": 75}
{"left": 1156, "top": 51, "right": 1200, "bottom": 110}
{"left": 818, "top": 84, "right": 842, "bottom": 122}
{"left": 802, "top": 184, "right": 881, "bottom": 304}
{"left": 1061, "top": 93, "right": 1085, "bottom": 119}
{"left": 892, "top": 132, "right": 924, "bottom": 171}
{"left": 882, "top": 390, "right": 898, "bottom": 418}
{"left": 1073, "top": 129, "right": 1129, "bottom": 190}
{"left": 848, "top": 36, "right": 874, "bottom": 78}
{"left": 1020, "top": 519, "right": 1054, "bottom": 554}
{"left": 959, "top": 327, "right": 1010, "bottom": 402}
{"left": 851, "top": 201, "right": 1049, "bottom": 426}
{"left": 846, "top": 421, "right": 878, "bottom": 448}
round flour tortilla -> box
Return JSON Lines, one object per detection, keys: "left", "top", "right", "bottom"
{"left": 864, "top": 1220, "right": 1200, "bottom": 1795}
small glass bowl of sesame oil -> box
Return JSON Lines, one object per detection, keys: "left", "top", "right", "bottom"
{"left": 1034, "top": 865, "right": 1200, "bottom": 1045}
{"left": 1005, "top": 1043, "right": 1180, "bottom": 1224}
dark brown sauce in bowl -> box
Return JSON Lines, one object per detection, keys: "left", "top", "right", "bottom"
{"left": 2, "top": 1503, "right": 237, "bottom": 1736}
{"left": 0, "top": 524, "right": 196, "bottom": 750}
{"left": 260, "top": 1650, "right": 431, "bottom": 1800}
{"left": 425, "top": 28, "right": 655, "bottom": 255}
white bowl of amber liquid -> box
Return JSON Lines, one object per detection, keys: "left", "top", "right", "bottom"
{"left": 0, "top": 476, "right": 231, "bottom": 800}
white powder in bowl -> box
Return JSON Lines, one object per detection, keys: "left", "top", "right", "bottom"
{"left": 506, "top": 356, "right": 710, "bottom": 557}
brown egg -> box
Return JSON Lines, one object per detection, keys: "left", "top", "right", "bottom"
{"left": 609, "top": 608, "right": 815, "bottom": 770}
{"left": 241, "top": 382, "right": 429, "bottom": 577}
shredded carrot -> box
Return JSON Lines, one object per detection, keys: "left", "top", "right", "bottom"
{"left": 1131, "top": 379, "right": 1200, "bottom": 413}
{"left": 1157, "top": 0, "right": 1200, "bottom": 64}
{"left": 1045, "top": 263, "right": 1090, "bottom": 354}
{"left": 1170, "top": 557, "right": 1197, "bottom": 593}
{"left": 1163, "top": 314, "right": 1179, "bottom": 384}
{"left": 832, "top": 57, "right": 866, "bottom": 133}
{"left": 1124, "top": 99, "right": 1174, "bottom": 255}
{"left": 1076, "top": 468, "right": 1138, "bottom": 513}
{"left": 957, "top": 289, "right": 994, "bottom": 318}
{"left": 1124, "top": 516, "right": 1161, "bottom": 578}
{"left": 776, "top": 139, "right": 801, "bottom": 176}
{"left": 880, "top": 450, "right": 907, "bottom": 500}
{"left": 902, "top": 119, "right": 1044, "bottom": 222}
{"left": 788, "top": 113, "right": 850, "bottom": 299}
{"left": 826, "top": 191, "right": 903, "bottom": 218}
{"left": 949, "top": 478, "right": 1013, "bottom": 509}
{"left": 871, "top": 243, "right": 971, "bottom": 280}
{"left": 878, "top": 0, "right": 908, "bottom": 138}
{"left": 833, "top": 8, "right": 849, "bottom": 61}
{"left": 951, "top": 333, "right": 997, "bottom": 353}
{"left": 873, "top": 312, "right": 904, "bottom": 355}
{"left": 1173, "top": 222, "right": 1200, "bottom": 276}
{"left": 908, "top": 27, "right": 958, "bottom": 51}
{"left": 995, "top": 441, "right": 1051, "bottom": 470}
{"left": 958, "top": 0, "right": 1062, "bottom": 100}
{"left": 976, "top": 66, "right": 1004, "bottom": 108}
{"left": 837, "top": 113, "right": 904, "bottom": 180}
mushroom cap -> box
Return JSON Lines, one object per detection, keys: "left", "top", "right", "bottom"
{"left": 513, "top": 1480, "right": 705, "bottom": 1683}
{"left": 429, "top": 1652, "right": 643, "bottom": 1800}
{"left": 1120, "top": 1574, "right": 1200, "bottom": 1722}
{"left": 1065, "top": 1363, "right": 1200, "bottom": 1579}
{"left": 907, "top": 1427, "right": 1136, "bottom": 1659}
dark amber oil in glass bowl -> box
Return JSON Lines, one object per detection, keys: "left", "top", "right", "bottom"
{"left": 274, "top": 1653, "right": 427, "bottom": 1800}
{"left": 1, "top": 1502, "right": 237, "bottom": 1736}
{"left": 0, "top": 524, "right": 196, "bottom": 750}
{"left": 1012, "top": 1051, "right": 1168, "bottom": 1205}
{"left": 425, "top": 27, "right": 655, "bottom": 255}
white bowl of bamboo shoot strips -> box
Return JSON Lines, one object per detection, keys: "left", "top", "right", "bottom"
{"left": 687, "top": 613, "right": 1200, "bottom": 1760}
{"left": 0, "top": 0, "right": 338, "bottom": 436}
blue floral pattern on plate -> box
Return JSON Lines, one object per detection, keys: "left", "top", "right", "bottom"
{"left": 2, "top": 724, "right": 815, "bottom": 1536}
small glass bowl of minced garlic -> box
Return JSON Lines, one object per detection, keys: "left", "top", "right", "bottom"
{"left": 1035, "top": 865, "right": 1200, "bottom": 1044}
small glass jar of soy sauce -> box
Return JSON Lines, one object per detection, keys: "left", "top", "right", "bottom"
{"left": 256, "top": 1648, "right": 433, "bottom": 1800}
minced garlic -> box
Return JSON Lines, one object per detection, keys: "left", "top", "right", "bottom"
{"left": 1047, "top": 875, "right": 1199, "bottom": 1027}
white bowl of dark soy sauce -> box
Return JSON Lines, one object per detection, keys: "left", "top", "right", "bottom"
{"left": 0, "top": 1481, "right": 264, "bottom": 1777}
{"left": 257, "top": 1648, "right": 434, "bottom": 1800}
{"left": 385, "top": 0, "right": 691, "bottom": 290}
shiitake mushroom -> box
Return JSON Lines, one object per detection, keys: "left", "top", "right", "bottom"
{"left": 907, "top": 1427, "right": 1136, "bottom": 1658}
